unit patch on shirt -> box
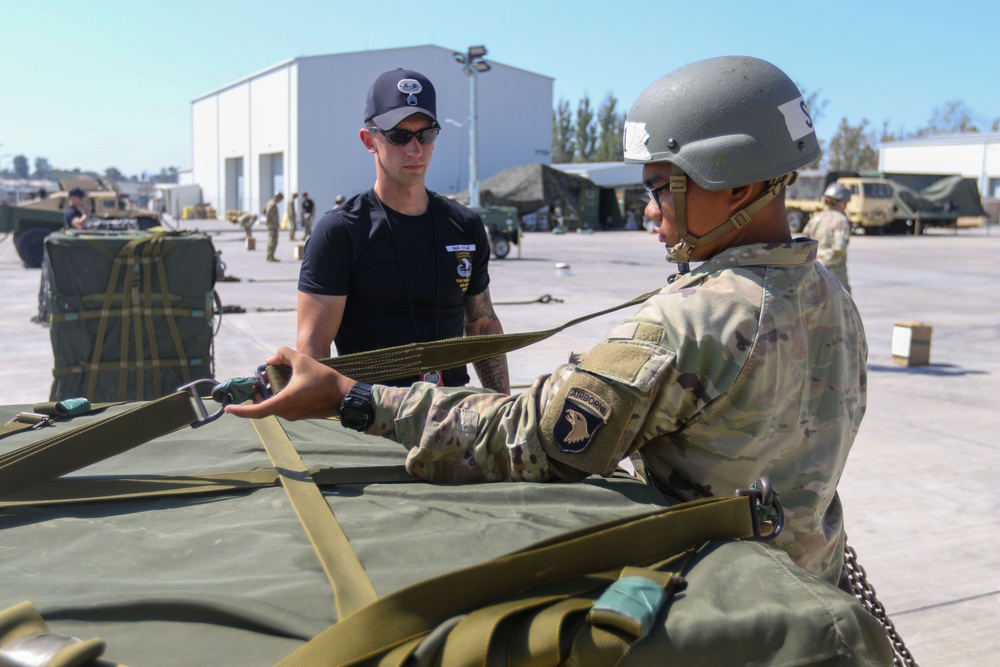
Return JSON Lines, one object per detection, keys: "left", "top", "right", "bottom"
{"left": 553, "top": 387, "right": 610, "bottom": 454}
{"left": 449, "top": 247, "right": 474, "bottom": 292}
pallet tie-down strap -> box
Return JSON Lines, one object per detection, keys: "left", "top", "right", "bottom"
{"left": 0, "top": 465, "right": 415, "bottom": 508}
{"left": 85, "top": 236, "right": 136, "bottom": 399}
{"left": 265, "top": 289, "right": 662, "bottom": 391}
{"left": 0, "top": 392, "right": 197, "bottom": 499}
{"left": 251, "top": 415, "right": 379, "bottom": 620}
{"left": 276, "top": 495, "right": 756, "bottom": 667}
{"left": 80, "top": 233, "right": 193, "bottom": 401}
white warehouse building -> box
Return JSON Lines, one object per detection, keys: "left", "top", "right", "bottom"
{"left": 191, "top": 45, "right": 553, "bottom": 220}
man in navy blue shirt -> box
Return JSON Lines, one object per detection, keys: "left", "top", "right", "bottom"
{"left": 296, "top": 69, "right": 509, "bottom": 392}
{"left": 64, "top": 187, "right": 89, "bottom": 229}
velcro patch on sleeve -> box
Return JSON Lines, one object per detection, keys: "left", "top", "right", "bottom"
{"left": 607, "top": 322, "right": 664, "bottom": 343}
{"left": 580, "top": 342, "right": 653, "bottom": 384}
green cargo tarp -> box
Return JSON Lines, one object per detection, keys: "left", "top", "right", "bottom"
{"left": 886, "top": 173, "right": 987, "bottom": 223}
{"left": 44, "top": 230, "right": 216, "bottom": 402}
{"left": 0, "top": 400, "right": 891, "bottom": 666}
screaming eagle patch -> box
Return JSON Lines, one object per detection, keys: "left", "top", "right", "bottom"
{"left": 553, "top": 387, "right": 610, "bottom": 454}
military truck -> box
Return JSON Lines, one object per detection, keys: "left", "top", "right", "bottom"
{"left": 0, "top": 202, "right": 66, "bottom": 268}
{"left": 786, "top": 169, "right": 986, "bottom": 235}
{"left": 6, "top": 177, "right": 161, "bottom": 267}
{"left": 473, "top": 205, "right": 520, "bottom": 259}
{"left": 785, "top": 170, "right": 894, "bottom": 234}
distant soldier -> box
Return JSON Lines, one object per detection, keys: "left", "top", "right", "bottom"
{"left": 300, "top": 192, "right": 315, "bottom": 238}
{"left": 238, "top": 212, "right": 258, "bottom": 239}
{"left": 288, "top": 193, "right": 299, "bottom": 241}
{"left": 803, "top": 183, "right": 852, "bottom": 293}
{"left": 263, "top": 192, "right": 284, "bottom": 262}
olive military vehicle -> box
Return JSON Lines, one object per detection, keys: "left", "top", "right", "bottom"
{"left": 4, "top": 177, "right": 162, "bottom": 267}
{"left": 785, "top": 170, "right": 894, "bottom": 234}
{"left": 0, "top": 202, "right": 66, "bottom": 268}
{"left": 473, "top": 205, "right": 520, "bottom": 259}
{"left": 786, "top": 169, "right": 986, "bottom": 235}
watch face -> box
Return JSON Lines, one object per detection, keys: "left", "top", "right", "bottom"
{"left": 340, "top": 385, "right": 373, "bottom": 431}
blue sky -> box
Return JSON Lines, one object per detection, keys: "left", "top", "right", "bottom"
{"left": 1, "top": 0, "right": 996, "bottom": 176}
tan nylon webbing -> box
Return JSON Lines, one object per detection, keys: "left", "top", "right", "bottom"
{"left": 276, "top": 495, "right": 754, "bottom": 666}
{"left": 266, "top": 289, "right": 661, "bottom": 392}
{"left": 251, "top": 414, "right": 378, "bottom": 620}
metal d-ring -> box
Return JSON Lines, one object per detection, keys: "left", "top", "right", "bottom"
{"left": 180, "top": 378, "right": 227, "bottom": 428}
{"left": 736, "top": 478, "right": 785, "bottom": 542}
{"left": 254, "top": 365, "right": 274, "bottom": 400}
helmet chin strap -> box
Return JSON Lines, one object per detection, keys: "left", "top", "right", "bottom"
{"left": 666, "top": 164, "right": 798, "bottom": 272}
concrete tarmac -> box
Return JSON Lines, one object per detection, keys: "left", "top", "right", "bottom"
{"left": 1, "top": 220, "right": 997, "bottom": 665}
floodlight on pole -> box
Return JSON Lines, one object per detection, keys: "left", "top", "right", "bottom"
{"left": 453, "top": 45, "right": 490, "bottom": 208}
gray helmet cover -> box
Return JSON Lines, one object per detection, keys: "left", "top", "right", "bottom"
{"left": 823, "top": 182, "right": 851, "bottom": 203}
{"left": 623, "top": 56, "right": 821, "bottom": 190}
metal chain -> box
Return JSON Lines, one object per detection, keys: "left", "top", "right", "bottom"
{"left": 843, "top": 542, "right": 917, "bottom": 667}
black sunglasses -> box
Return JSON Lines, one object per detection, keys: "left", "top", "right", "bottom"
{"left": 368, "top": 124, "right": 440, "bottom": 146}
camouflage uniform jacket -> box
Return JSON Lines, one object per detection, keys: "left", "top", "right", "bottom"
{"left": 369, "top": 239, "right": 868, "bottom": 582}
{"left": 803, "top": 209, "right": 851, "bottom": 292}
{"left": 264, "top": 198, "right": 281, "bottom": 230}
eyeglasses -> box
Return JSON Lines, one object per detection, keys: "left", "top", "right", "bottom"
{"left": 645, "top": 182, "right": 672, "bottom": 208}
{"left": 367, "top": 124, "right": 440, "bottom": 146}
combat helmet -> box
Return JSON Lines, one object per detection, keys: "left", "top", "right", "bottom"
{"left": 823, "top": 182, "right": 851, "bottom": 203}
{"left": 624, "top": 56, "right": 821, "bottom": 268}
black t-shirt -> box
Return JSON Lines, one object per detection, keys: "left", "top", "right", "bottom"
{"left": 64, "top": 206, "right": 84, "bottom": 228}
{"left": 302, "top": 198, "right": 315, "bottom": 214}
{"left": 298, "top": 189, "right": 491, "bottom": 386}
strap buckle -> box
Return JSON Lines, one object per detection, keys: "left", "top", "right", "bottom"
{"left": 0, "top": 631, "right": 88, "bottom": 667}
{"left": 180, "top": 378, "right": 227, "bottom": 429}
{"left": 183, "top": 366, "right": 272, "bottom": 428}
{"left": 5, "top": 412, "right": 52, "bottom": 430}
{"left": 736, "top": 478, "right": 784, "bottom": 542}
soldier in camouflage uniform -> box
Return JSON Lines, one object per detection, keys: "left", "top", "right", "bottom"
{"left": 263, "top": 192, "right": 283, "bottom": 262}
{"left": 803, "top": 183, "right": 852, "bottom": 293}
{"left": 228, "top": 56, "right": 868, "bottom": 585}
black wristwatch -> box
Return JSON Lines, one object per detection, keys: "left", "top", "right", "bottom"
{"left": 338, "top": 382, "right": 374, "bottom": 431}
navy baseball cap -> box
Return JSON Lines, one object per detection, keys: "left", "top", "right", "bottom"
{"left": 365, "top": 68, "right": 437, "bottom": 129}
{"left": 68, "top": 187, "right": 86, "bottom": 198}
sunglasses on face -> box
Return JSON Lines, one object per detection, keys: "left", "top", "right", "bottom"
{"left": 367, "top": 124, "right": 441, "bottom": 146}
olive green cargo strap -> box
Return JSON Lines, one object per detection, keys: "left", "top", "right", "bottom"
{"left": 0, "top": 465, "right": 414, "bottom": 508}
{"left": 276, "top": 494, "right": 756, "bottom": 667}
{"left": 265, "top": 289, "right": 662, "bottom": 391}
{"left": 0, "top": 391, "right": 198, "bottom": 499}
{"left": 0, "top": 601, "right": 115, "bottom": 667}
{"left": 252, "top": 414, "right": 379, "bottom": 619}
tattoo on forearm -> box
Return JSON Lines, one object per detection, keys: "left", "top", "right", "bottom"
{"left": 465, "top": 290, "right": 500, "bottom": 326}
{"left": 474, "top": 354, "right": 510, "bottom": 394}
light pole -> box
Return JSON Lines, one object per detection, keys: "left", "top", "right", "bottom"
{"left": 452, "top": 45, "right": 490, "bottom": 208}
{"left": 444, "top": 117, "right": 469, "bottom": 194}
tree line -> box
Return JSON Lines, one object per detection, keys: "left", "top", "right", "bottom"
{"left": 0, "top": 157, "right": 179, "bottom": 184}
{"left": 552, "top": 88, "right": 999, "bottom": 174}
